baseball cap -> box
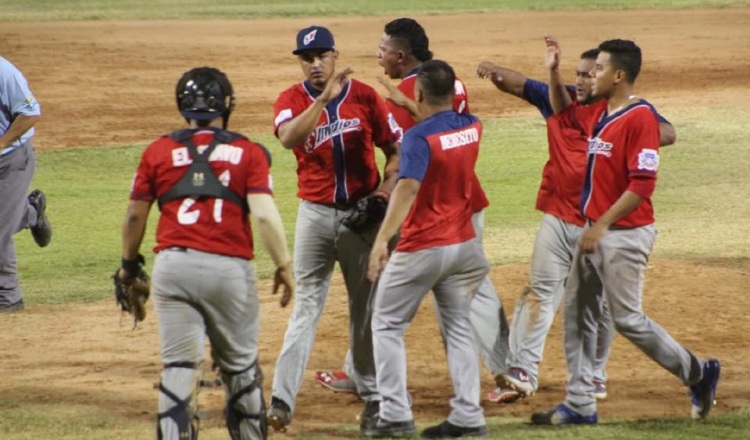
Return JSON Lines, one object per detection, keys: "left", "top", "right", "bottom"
{"left": 293, "top": 26, "right": 336, "bottom": 55}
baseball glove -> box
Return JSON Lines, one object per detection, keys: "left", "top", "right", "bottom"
{"left": 341, "top": 191, "right": 389, "bottom": 234}
{"left": 114, "top": 254, "right": 150, "bottom": 326}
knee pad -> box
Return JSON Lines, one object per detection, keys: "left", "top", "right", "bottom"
{"left": 223, "top": 361, "right": 267, "bottom": 440}
{"left": 157, "top": 362, "right": 199, "bottom": 440}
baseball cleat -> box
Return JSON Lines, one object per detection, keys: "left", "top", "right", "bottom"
{"left": 360, "top": 415, "right": 416, "bottom": 438}
{"left": 487, "top": 386, "right": 522, "bottom": 404}
{"left": 357, "top": 400, "right": 380, "bottom": 423}
{"left": 314, "top": 370, "right": 358, "bottom": 395}
{"left": 421, "top": 420, "right": 487, "bottom": 438}
{"left": 28, "top": 189, "right": 52, "bottom": 247}
{"left": 500, "top": 367, "right": 535, "bottom": 396}
{"left": 690, "top": 358, "right": 721, "bottom": 420}
{"left": 593, "top": 380, "right": 608, "bottom": 400}
{"left": 531, "top": 403, "right": 598, "bottom": 425}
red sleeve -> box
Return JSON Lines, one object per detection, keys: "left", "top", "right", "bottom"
{"left": 453, "top": 78, "right": 469, "bottom": 114}
{"left": 129, "top": 141, "right": 159, "bottom": 201}
{"left": 244, "top": 142, "right": 273, "bottom": 195}
{"left": 370, "top": 88, "right": 401, "bottom": 148}
{"left": 273, "top": 88, "right": 298, "bottom": 138}
{"left": 626, "top": 107, "right": 660, "bottom": 197}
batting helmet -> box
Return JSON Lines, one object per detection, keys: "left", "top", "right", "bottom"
{"left": 175, "top": 67, "right": 235, "bottom": 129}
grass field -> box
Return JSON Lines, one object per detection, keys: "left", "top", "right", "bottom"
{"left": 2, "top": 1, "right": 749, "bottom": 439}
{"left": 1, "top": 0, "right": 748, "bottom": 21}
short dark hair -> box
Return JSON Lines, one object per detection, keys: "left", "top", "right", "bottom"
{"left": 580, "top": 48, "right": 600, "bottom": 60}
{"left": 384, "top": 18, "right": 433, "bottom": 62}
{"left": 598, "top": 39, "right": 642, "bottom": 83}
{"left": 416, "top": 60, "right": 455, "bottom": 105}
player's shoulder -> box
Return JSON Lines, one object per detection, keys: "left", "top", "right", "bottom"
{"left": 348, "top": 78, "right": 379, "bottom": 96}
{"left": 276, "top": 82, "right": 308, "bottom": 101}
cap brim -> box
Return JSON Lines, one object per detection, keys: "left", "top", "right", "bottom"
{"left": 292, "top": 46, "right": 335, "bottom": 55}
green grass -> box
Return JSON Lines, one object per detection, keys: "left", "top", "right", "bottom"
{"left": 0, "top": 401, "right": 747, "bottom": 439}
{"left": 0, "top": 0, "right": 748, "bottom": 21}
{"left": 15, "top": 105, "right": 750, "bottom": 306}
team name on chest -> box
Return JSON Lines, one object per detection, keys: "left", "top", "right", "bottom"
{"left": 587, "top": 137, "right": 614, "bottom": 157}
{"left": 306, "top": 118, "right": 362, "bottom": 152}
{"left": 172, "top": 144, "right": 244, "bottom": 166}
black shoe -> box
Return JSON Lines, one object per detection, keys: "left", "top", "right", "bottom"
{"left": 358, "top": 400, "right": 380, "bottom": 424}
{"left": 28, "top": 190, "right": 52, "bottom": 247}
{"left": 421, "top": 420, "right": 487, "bottom": 438}
{"left": 0, "top": 299, "right": 24, "bottom": 313}
{"left": 361, "top": 414, "right": 416, "bottom": 438}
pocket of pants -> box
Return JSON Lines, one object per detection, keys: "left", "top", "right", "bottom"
{"left": 0, "top": 148, "right": 29, "bottom": 179}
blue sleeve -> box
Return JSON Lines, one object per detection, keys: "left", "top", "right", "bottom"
{"left": 399, "top": 129, "right": 430, "bottom": 182}
{"left": 645, "top": 102, "right": 670, "bottom": 125}
{"left": 0, "top": 59, "right": 40, "bottom": 117}
{"left": 522, "top": 78, "right": 575, "bottom": 120}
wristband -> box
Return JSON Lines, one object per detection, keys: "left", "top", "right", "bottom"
{"left": 121, "top": 256, "right": 141, "bottom": 275}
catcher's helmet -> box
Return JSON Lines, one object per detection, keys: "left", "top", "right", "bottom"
{"left": 175, "top": 67, "right": 235, "bottom": 128}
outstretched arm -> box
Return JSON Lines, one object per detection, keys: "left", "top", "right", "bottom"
{"left": 476, "top": 62, "right": 527, "bottom": 99}
{"left": 545, "top": 35, "right": 572, "bottom": 114}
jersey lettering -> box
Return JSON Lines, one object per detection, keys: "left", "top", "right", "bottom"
{"left": 171, "top": 143, "right": 244, "bottom": 167}
{"left": 311, "top": 118, "right": 362, "bottom": 151}
{"left": 587, "top": 137, "right": 614, "bottom": 157}
{"left": 176, "top": 170, "right": 232, "bottom": 224}
{"left": 440, "top": 127, "right": 479, "bottom": 150}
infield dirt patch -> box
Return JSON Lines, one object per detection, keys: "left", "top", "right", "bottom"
{"left": 1, "top": 7, "right": 749, "bottom": 435}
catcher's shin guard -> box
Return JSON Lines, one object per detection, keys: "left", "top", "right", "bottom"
{"left": 223, "top": 361, "right": 267, "bottom": 440}
{"left": 157, "top": 362, "right": 199, "bottom": 440}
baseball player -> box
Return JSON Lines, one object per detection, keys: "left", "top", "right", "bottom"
{"left": 267, "top": 25, "right": 401, "bottom": 431}
{"left": 362, "top": 59, "right": 489, "bottom": 439}
{"left": 531, "top": 38, "right": 720, "bottom": 425}
{"left": 315, "top": 17, "right": 510, "bottom": 402}
{"left": 475, "top": 38, "right": 676, "bottom": 403}
{"left": 0, "top": 56, "right": 51, "bottom": 313}
{"left": 119, "top": 67, "right": 294, "bottom": 439}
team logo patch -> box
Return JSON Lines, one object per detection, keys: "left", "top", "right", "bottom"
{"left": 637, "top": 148, "right": 659, "bottom": 171}
{"left": 303, "top": 30, "right": 318, "bottom": 45}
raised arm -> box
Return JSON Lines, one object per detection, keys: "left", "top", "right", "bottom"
{"left": 545, "top": 35, "right": 572, "bottom": 114}
{"left": 476, "top": 62, "right": 527, "bottom": 99}
{"left": 277, "top": 68, "right": 354, "bottom": 149}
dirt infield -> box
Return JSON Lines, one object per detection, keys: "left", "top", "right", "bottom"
{"left": 1, "top": 7, "right": 749, "bottom": 435}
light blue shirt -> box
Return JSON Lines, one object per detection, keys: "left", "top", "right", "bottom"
{"left": 1, "top": 56, "right": 41, "bottom": 156}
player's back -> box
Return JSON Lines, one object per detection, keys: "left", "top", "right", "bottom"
{"left": 397, "top": 111, "right": 481, "bottom": 252}
{"left": 132, "top": 128, "right": 272, "bottom": 259}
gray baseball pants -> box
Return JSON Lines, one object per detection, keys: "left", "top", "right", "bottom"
{"left": 373, "top": 238, "right": 489, "bottom": 427}
{"left": 0, "top": 141, "right": 38, "bottom": 306}
{"left": 272, "top": 200, "right": 379, "bottom": 413}
{"left": 340, "top": 211, "right": 509, "bottom": 378}
{"left": 152, "top": 248, "right": 265, "bottom": 439}
{"left": 506, "top": 214, "right": 614, "bottom": 390}
{"left": 563, "top": 224, "right": 702, "bottom": 416}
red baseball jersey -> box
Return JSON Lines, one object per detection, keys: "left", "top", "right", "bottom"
{"left": 561, "top": 99, "right": 660, "bottom": 227}
{"left": 130, "top": 128, "right": 273, "bottom": 259}
{"left": 396, "top": 111, "right": 482, "bottom": 252}
{"left": 273, "top": 79, "right": 400, "bottom": 205}
{"left": 390, "top": 70, "right": 488, "bottom": 213}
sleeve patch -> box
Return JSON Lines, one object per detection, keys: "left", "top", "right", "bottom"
{"left": 637, "top": 148, "right": 659, "bottom": 171}
{"left": 274, "top": 108, "right": 293, "bottom": 128}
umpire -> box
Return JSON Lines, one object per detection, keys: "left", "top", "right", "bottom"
{"left": 0, "top": 56, "right": 52, "bottom": 313}
{"left": 118, "top": 67, "right": 294, "bottom": 439}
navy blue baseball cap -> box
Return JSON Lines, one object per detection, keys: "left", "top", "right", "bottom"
{"left": 293, "top": 26, "right": 336, "bottom": 55}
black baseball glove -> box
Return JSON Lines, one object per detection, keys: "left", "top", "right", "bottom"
{"left": 114, "top": 254, "right": 150, "bottom": 326}
{"left": 341, "top": 191, "right": 389, "bottom": 234}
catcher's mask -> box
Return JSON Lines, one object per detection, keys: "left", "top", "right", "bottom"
{"left": 176, "top": 67, "right": 235, "bottom": 129}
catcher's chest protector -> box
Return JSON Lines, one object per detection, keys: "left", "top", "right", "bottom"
{"left": 158, "top": 129, "right": 250, "bottom": 213}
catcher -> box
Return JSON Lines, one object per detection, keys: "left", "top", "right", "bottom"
{"left": 117, "top": 66, "right": 294, "bottom": 440}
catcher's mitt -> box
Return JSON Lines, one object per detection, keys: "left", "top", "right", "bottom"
{"left": 341, "top": 191, "right": 389, "bottom": 234}
{"left": 114, "top": 254, "right": 151, "bottom": 326}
